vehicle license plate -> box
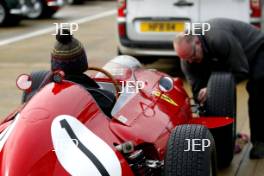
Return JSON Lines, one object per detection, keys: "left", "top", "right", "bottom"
{"left": 140, "top": 21, "right": 185, "bottom": 32}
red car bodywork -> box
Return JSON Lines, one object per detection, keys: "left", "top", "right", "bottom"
{"left": 0, "top": 64, "right": 233, "bottom": 175}
{"left": 46, "top": 0, "right": 63, "bottom": 11}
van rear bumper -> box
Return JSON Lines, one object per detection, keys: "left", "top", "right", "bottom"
{"left": 118, "top": 37, "right": 176, "bottom": 56}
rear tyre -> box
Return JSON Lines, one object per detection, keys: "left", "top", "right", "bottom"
{"left": 0, "top": 2, "right": 21, "bottom": 26}
{"left": 205, "top": 72, "right": 236, "bottom": 168}
{"left": 164, "top": 124, "right": 217, "bottom": 176}
{"left": 22, "top": 70, "right": 49, "bottom": 103}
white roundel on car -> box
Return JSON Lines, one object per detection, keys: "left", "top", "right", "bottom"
{"left": 51, "top": 115, "right": 122, "bottom": 176}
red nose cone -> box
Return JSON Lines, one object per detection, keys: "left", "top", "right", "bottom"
{"left": 0, "top": 113, "right": 69, "bottom": 176}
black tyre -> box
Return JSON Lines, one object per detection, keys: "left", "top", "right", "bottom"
{"left": 22, "top": 70, "right": 49, "bottom": 103}
{"left": 26, "top": 0, "right": 44, "bottom": 19}
{"left": 26, "top": 0, "right": 57, "bottom": 19}
{"left": 165, "top": 124, "right": 217, "bottom": 176}
{"left": 0, "top": 2, "right": 21, "bottom": 26}
{"left": 204, "top": 72, "right": 236, "bottom": 168}
{"left": 68, "top": 0, "right": 84, "bottom": 5}
{"left": 41, "top": 8, "right": 57, "bottom": 18}
{"left": 117, "top": 47, "right": 122, "bottom": 55}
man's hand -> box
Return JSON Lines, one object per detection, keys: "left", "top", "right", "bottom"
{"left": 198, "top": 88, "right": 207, "bottom": 106}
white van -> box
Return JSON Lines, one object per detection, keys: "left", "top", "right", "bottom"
{"left": 117, "top": 0, "right": 261, "bottom": 61}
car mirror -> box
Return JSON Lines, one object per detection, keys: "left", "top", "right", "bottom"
{"left": 16, "top": 74, "right": 32, "bottom": 91}
{"left": 158, "top": 76, "right": 173, "bottom": 92}
{"left": 52, "top": 70, "right": 65, "bottom": 83}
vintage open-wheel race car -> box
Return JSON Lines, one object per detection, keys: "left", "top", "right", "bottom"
{"left": 0, "top": 55, "right": 236, "bottom": 176}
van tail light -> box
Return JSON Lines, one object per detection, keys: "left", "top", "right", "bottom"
{"left": 118, "top": 0, "right": 126, "bottom": 17}
{"left": 117, "top": 0, "right": 127, "bottom": 38}
{"left": 250, "top": 0, "right": 261, "bottom": 28}
{"left": 118, "top": 23, "right": 126, "bottom": 37}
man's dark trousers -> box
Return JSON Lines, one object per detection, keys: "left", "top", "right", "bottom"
{"left": 247, "top": 46, "right": 264, "bottom": 143}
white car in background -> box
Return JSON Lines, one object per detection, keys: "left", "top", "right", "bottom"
{"left": 117, "top": 0, "right": 261, "bottom": 63}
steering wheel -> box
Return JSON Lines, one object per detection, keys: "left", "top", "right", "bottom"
{"left": 88, "top": 66, "right": 121, "bottom": 99}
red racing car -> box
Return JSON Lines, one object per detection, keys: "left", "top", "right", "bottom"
{"left": 0, "top": 56, "right": 236, "bottom": 176}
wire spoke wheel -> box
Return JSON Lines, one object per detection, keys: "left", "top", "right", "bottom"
{"left": 0, "top": 3, "right": 6, "bottom": 24}
{"left": 27, "top": 0, "right": 43, "bottom": 19}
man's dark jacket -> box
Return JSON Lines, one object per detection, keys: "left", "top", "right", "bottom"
{"left": 181, "top": 18, "right": 264, "bottom": 99}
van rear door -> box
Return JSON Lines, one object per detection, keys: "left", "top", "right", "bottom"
{"left": 126, "top": 0, "right": 199, "bottom": 42}
{"left": 199, "top": 0, "right": 250, "bottom": 22}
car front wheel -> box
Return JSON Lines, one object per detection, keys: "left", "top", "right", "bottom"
{"left": 0, "top": 2, "right": 21, "bottom": 26}
{"left": 26, "top": 0, "right": 58, "bottom": 19}
{"left": 0, "top": 2, "right": 7, "bottom": 25}
{"left": 164, "top": 124, "right": 217, "bottom": 176}
{"left": 26, "top": 0, "right": 43, "bottom": 19}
